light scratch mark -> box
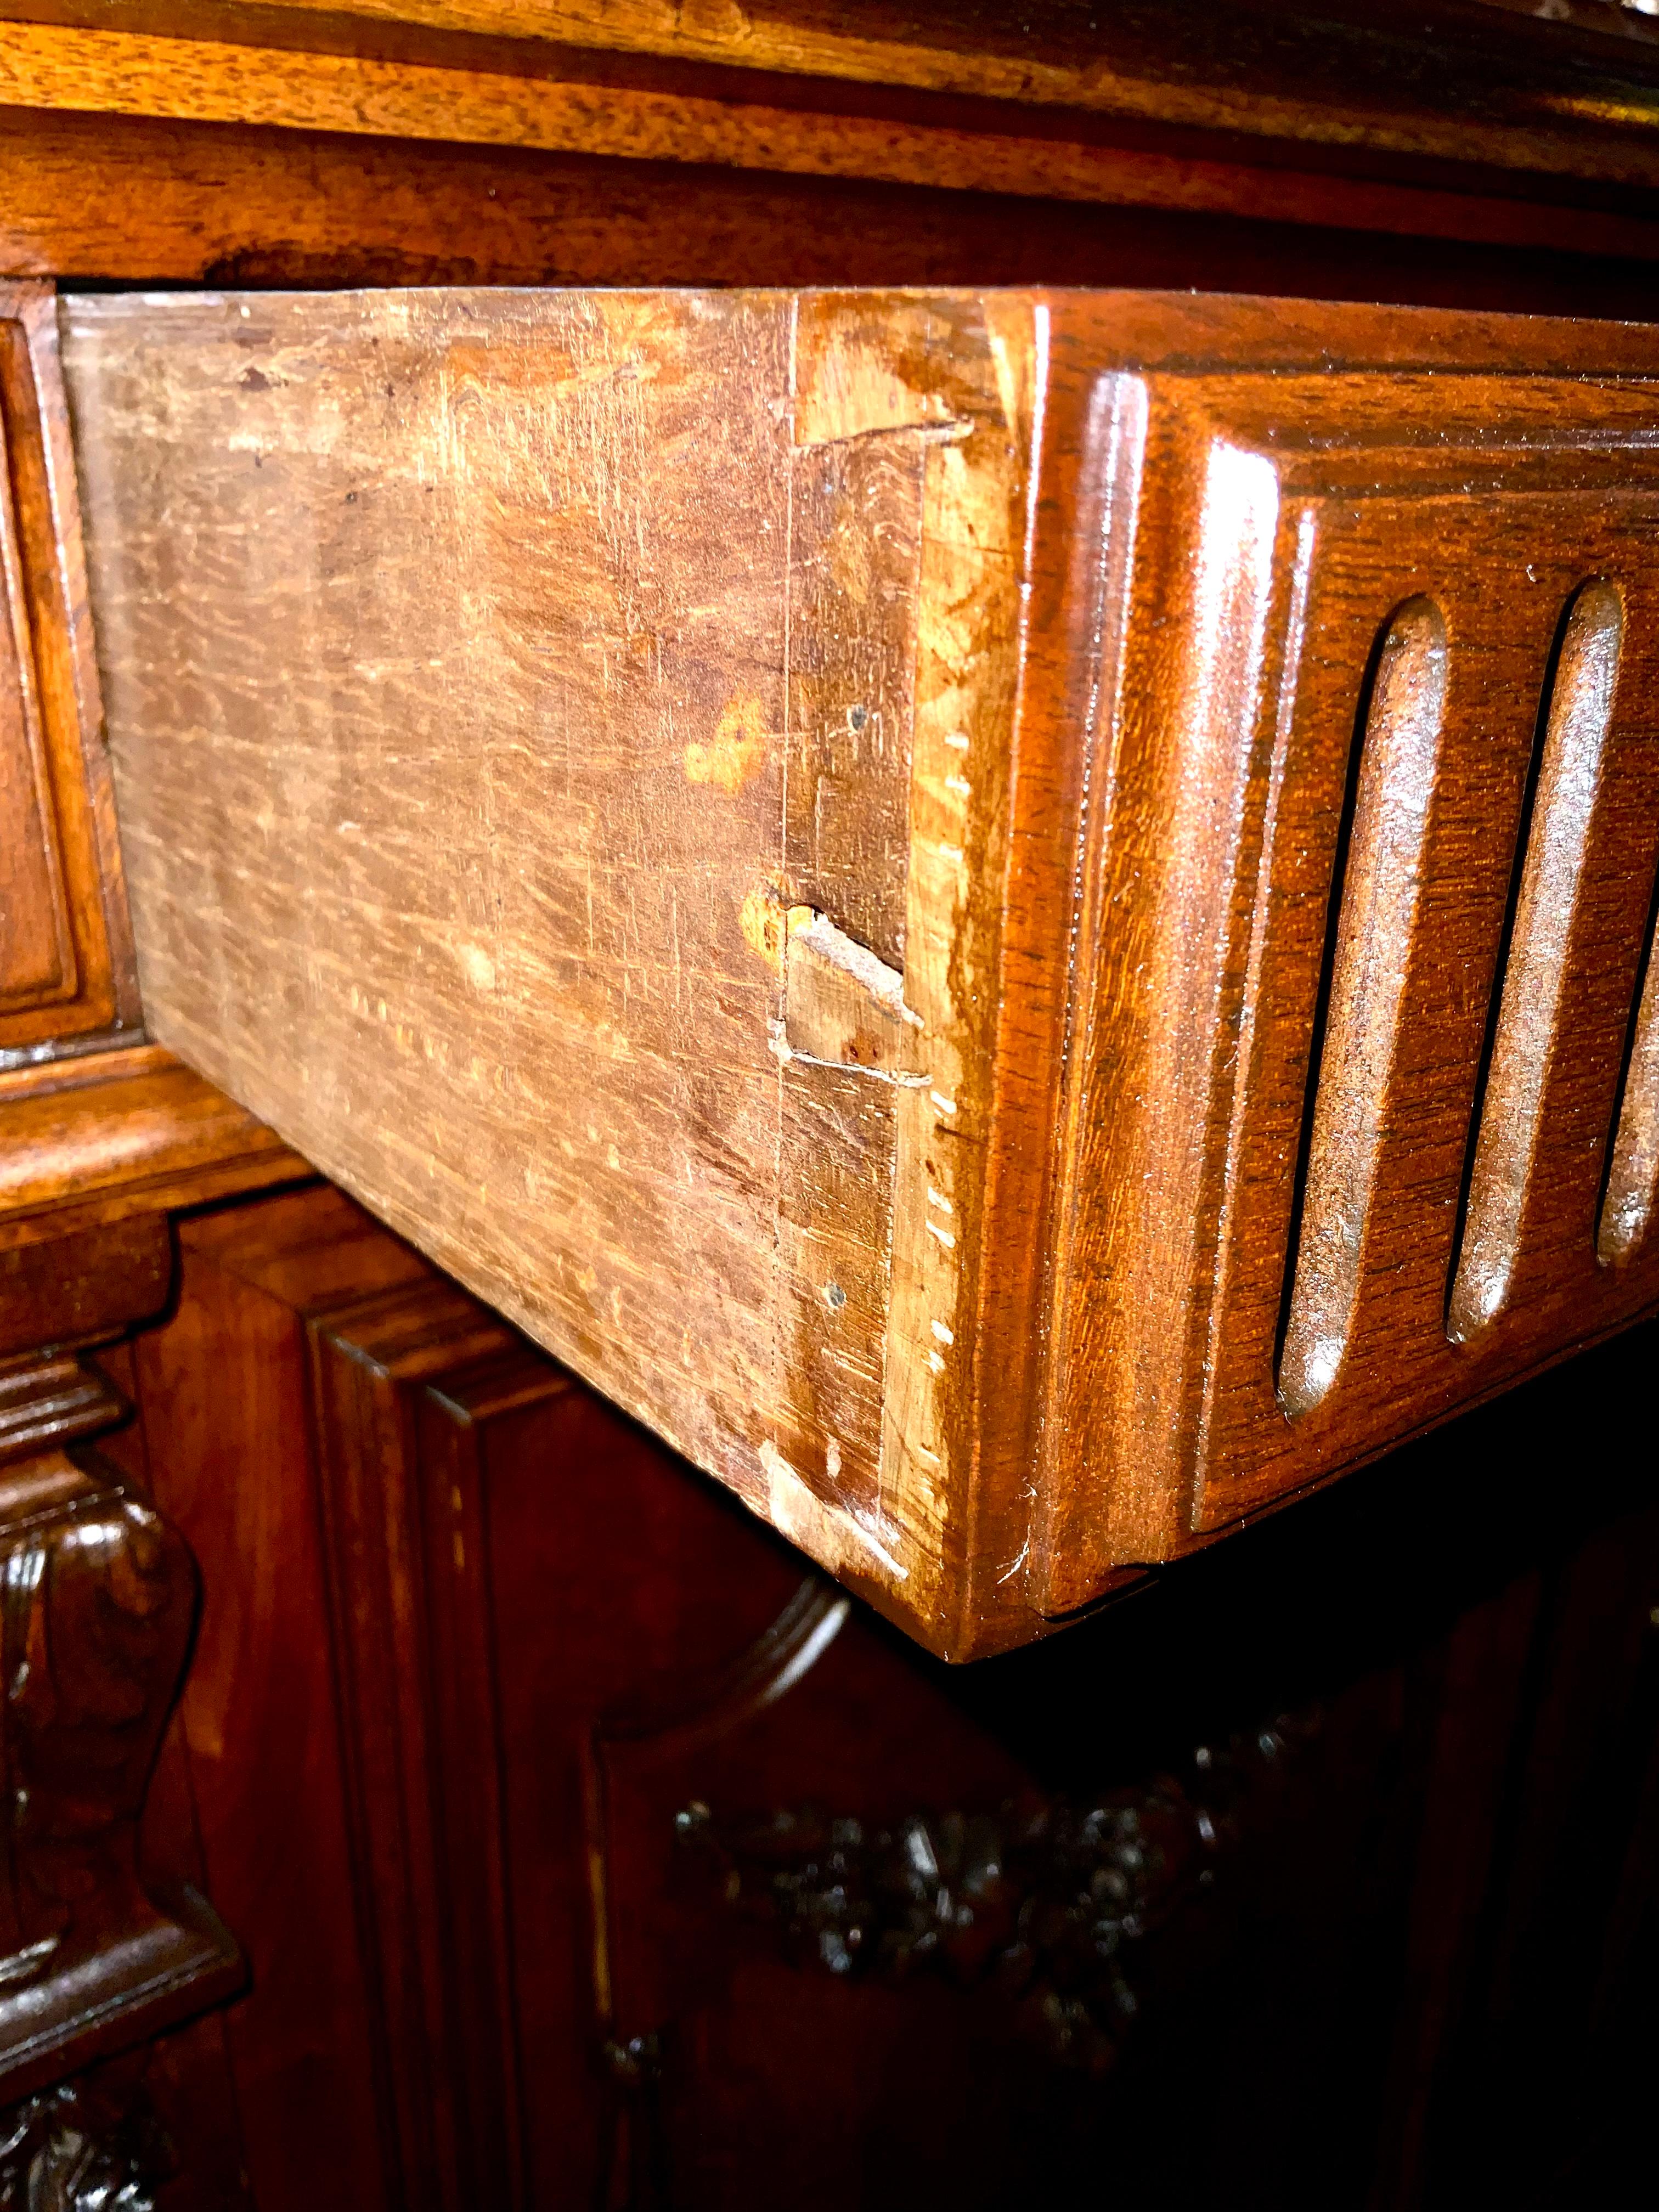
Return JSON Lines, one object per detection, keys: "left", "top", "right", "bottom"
{"left": 849, "top": 1515, "right": 910, "bottom": 1581}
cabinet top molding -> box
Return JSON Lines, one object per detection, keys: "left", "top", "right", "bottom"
{"left": 15, "top": 0, "right": 1659, "bottom": 171}
{"left": 9, "top": 5, "right": 1659, "bottom": 290}
{"left": 7, "top": 2, "right": 1659, "bottom": 227}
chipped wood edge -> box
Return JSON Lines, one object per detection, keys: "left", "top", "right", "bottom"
{"left": 755, "top": 292, "right": 1046, "bottom": 1654}
{"left": 783, "top": 912, "right": 926, "bottom": 1078}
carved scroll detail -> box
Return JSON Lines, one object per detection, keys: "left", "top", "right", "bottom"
{"left": 0, "top": 2075, "right": 171, "bottom": 2212}
{"left": 0, "top": 1437, "right": 239, "bottom": 2100}
{"left": 680, "top": 1718, "right": 1307, "bottom": 2075}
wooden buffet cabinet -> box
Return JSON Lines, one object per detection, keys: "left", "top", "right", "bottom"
{"left": 4, "top": 5, "right": 1659, "bottom": 2207}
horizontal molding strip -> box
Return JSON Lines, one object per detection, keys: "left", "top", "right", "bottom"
{"left": 3, "top": 20, "right": 1659, "bottom": 258}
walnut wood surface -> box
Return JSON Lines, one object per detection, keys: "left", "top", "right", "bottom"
{"left": 129, "top": 1183, "right": 1034, "bottom": 2209}
{"left": 114, "top": 1179, "right": 1659, "bottom": 2211}
{"left": 0, "top": 1397, "right": 265, "bottom": 2203}
{"left": 0, "top": 278, "right": 302, "bottom": 1286}
{"left": 3, "top": 8, "right": 1658, "bottom": 2190}
{"left": 72, "top": 283, "right": 1659, "bottom": 1655}
{"left": 1035, "top": 309, "right": 1659, "bottom": 1606}
{"left": 0, "top": 290, "right": 308, "bottom": 2131}
{"left": 0, "top": 1045, "right": 304, "bottom": 1248}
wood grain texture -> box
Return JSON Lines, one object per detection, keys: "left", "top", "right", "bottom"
{"left": 110, "top": 1181, "right": 1659, "bottom": 2209}
{"left": 12, "top": 1, "right": 1659, "bottom": 304}
{"left": 1451, "top": 579, "right": 1626, "bottom": 1341}
{"left": 0, "top": 1212, "right": 170, "bottom": 1360}
{"left": 88, "top": 0, "right": 1659, "bottom": 189}
{"left": 1281, "top": 598, "right": 1451, "bottom": 1418}
{"left": 304, "top": 1278, "right": 544, "bottom": 2212}
{"left": 10, "top": 9, "right": 1659, "bottom": 266}
{"left": 74, "top": 286, "right": 1659, "bottom": 1653}
{"left": 124, "top": 1180, "right": 1053, "bottom": 2210}
{"left": 0, "top": 1350, "right": 249, "bottom": 2168}
{"left": 69, "top": 286, "right": 1002, "bottom": 1649}
{"left": 13, "top": 114, "right": 1659, "bottom": 326}
{"left": 0, "top": 276, "right": 302, "bottom": 1407}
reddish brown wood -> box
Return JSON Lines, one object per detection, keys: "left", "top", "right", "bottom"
{"left": 0, "top": 2015, "right": 253, "bottom": 2211}
{"left": 225, "top": 0, "right": 1659, "bottom": 191}
{"left": 127, "top": 1182, "right": 1057, "bottom": 2207}
{"left": 131, "top": 1188, "right": 426, "bottom": 2212}
{"left": 0, "top": 1047, "right": 304, "bottom": 1252}
{"left": 6, "top": 13, "right": 1659, "bottom": 2199}
{"left": 1033, "top": 302, "right": 1659, "bottom": 1613}
{"left": 0, "top": 1213, "right": 170, "bottom": 1361}
{"left": 106, "top": 1180, "right": 1659, "bottom": 2211}
{"left": 304, "top": 1279, "right": 537, "bottom": 2212}
{"left": 0, "top": 268, "right": 334, "bottom": 2206}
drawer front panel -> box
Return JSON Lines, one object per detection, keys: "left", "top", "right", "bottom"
{"left": 1040, "top": 361, "right": 1659, "bottom": 1604}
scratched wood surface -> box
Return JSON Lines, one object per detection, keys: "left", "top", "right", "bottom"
{"left": 67, "top": 287, "right": 1659, "bottom": 1656}
{"left": 65, "top": 287, "right": 1016, "bottom": 1655}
